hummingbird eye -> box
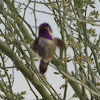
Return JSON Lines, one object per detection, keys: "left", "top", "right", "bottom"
{"left": 44, "top": 26, "right": 49, "bottom": 30}
{"left": 40, "top": 27, "right": 47, "bottom": 32}
{"left": 39, "top": 23, "right": 52, "bottom": 34}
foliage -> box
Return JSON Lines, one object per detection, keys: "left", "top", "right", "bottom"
{"left": 0, "top": 0, "right": 100, "bottom": 100}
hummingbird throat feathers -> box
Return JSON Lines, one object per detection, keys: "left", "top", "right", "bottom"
{"left": 44, "top": 26, "right": 53, "bottom": 38}
{"left": 48, "top": 30, "right": 53, "bottom": 37}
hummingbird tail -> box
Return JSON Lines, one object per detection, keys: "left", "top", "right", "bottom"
{"left": 39, "top": 60, "right": 49, "bottom": 74}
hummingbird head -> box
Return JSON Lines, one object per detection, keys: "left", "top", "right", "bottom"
{"left": 39, "top": 23, "right": 53, "bottom": 40}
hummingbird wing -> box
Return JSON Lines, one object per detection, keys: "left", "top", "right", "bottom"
{"left": 54, "top": 38, "right": 65, "bottom": 50}
{"left": 33, "top": 38, "right": 39, "bottom": 53}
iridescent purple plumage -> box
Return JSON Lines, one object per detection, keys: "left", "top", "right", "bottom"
{"left": 39, "top": 23, "right": 53, "bottom": 40}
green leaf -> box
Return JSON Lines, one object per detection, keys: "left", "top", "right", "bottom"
{"left": 54, "top": 72, "right": 60, "bottom": 75}
{"left": 90, "top": 4, "right": 95, "bottom": 8}
{"left": 21, "top": 91, "right": 26, "bottom": 95}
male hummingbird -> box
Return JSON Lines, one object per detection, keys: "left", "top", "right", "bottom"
{"left": 33, "top": 23, "right": 65, "bottom": 74}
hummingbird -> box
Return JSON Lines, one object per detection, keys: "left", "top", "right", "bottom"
{"left": 33, "top": 23, "right": 65, "bottom": 74}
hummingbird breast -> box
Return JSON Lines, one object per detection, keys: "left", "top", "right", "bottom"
{"left": 38, "top": 37, "right": 56, "bottom": 62}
